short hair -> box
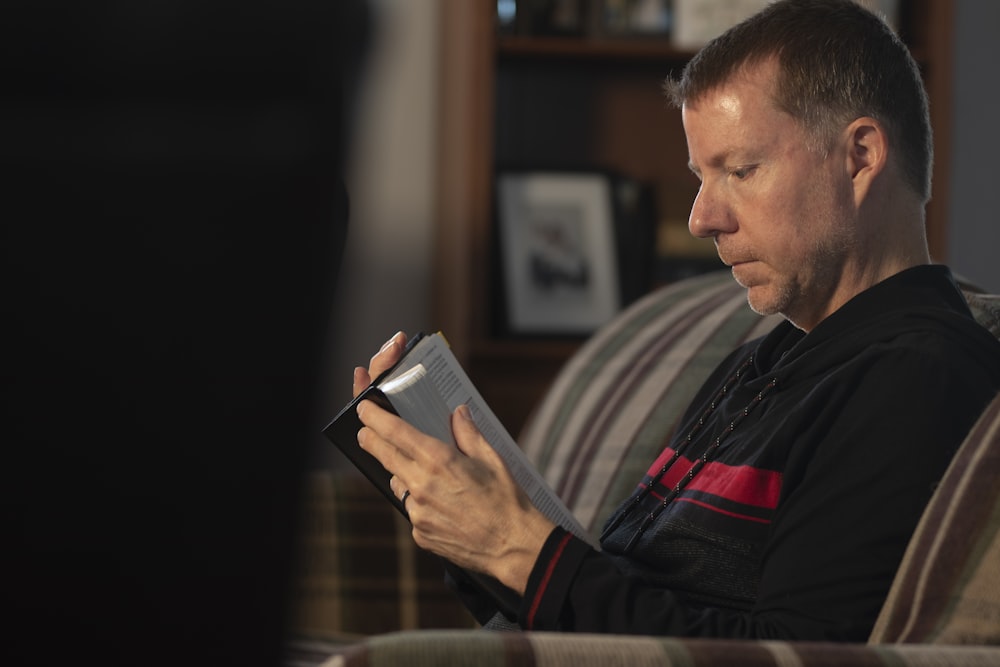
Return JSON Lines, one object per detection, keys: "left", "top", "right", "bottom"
{"left": 664, "top": 0, "right": 932, "bottom": 202}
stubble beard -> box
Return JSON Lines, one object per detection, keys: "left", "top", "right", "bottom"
{"left": 741, "top": 271, "right": 797, "bottom": 319}
{"left": 739, "top": 222, "right": 856, "bottom": 327}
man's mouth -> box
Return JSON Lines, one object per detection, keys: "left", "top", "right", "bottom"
{"left": 721, "top": 256, "right": 752, "bottom": 268}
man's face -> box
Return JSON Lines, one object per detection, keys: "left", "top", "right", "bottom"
{"left": 682, "top": 61, "right": 857, "bottom": 331}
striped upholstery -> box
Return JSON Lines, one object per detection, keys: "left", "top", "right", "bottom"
{"left": 870, "top": 392, "right": 1000, "bottom": 644}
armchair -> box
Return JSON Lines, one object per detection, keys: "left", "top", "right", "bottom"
{"left": 289, "top": 270, "right": 1000, "bottom": 665}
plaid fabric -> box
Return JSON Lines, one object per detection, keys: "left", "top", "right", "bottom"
{"left": 870, "top": 392, "right": 1000, "bottom": 644}
{"left": 288, "top": 473, "right": 475, "bottom": 638}
{"left": 323, "top": 629, "right": 1000, "bottom": 666}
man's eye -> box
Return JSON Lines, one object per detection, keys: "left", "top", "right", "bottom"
{"left": 730, "top": 166, "right": 755, "bottom": 180}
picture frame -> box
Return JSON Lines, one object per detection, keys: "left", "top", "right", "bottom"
{"left": 495, "top": 171, "right": 622, "bottom": 335}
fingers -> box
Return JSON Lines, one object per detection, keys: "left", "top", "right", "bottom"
{"left": 451, "top": 404, "right": 501, "bottom": 466}
{"left": 389, "top": 475, "right": 410, "bottom": 505}
{"left": 359, "top": 400, "right": 499, "bottom": 488}
{"left": 357, "top": 399, "right": 417, "bottom": 476}
{"left": 352, "top": 367, "right": 369, "bottom": 398}
{"left": 366, "top": 401, "right": 551, "bottom": 593}
{"left": 371, "top": 330, "right": 407, "bottom": 376}
{"left": 353, "top": 331, "right": 408, "bottom": 397}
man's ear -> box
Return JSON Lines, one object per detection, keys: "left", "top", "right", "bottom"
{"left": 845, "top": 117, "right": 888, "bottom": 206}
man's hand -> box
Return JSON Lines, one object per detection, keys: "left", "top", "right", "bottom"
{"left": 353, "top": 332, "right": 555, "bottom": 595}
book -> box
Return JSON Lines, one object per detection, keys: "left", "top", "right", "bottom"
{"left": 322, "top": 331, "right": 596, "bottom": 618}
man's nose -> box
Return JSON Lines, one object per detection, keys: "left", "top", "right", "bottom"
{"left": 688, "top": 184, "right": 736, "bottom": 239}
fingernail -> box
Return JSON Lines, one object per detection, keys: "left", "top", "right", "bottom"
{"left": 380, "top": 331, "right": 404, "bottom": 353}
{"left": 456, "top": 403, "right": 473, "bottom": 421}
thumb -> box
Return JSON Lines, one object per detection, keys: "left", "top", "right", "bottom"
{"left": 451, "top": 404, "right": 494, "bottom": 460}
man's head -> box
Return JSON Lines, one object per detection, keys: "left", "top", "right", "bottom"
{"left": 665, "top": 0, "right": 932, "bottom": 205}
{"left": 669, "top": 0, "right": 933, "bottom": 331}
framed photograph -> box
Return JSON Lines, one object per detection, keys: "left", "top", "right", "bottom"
{"left": 496, "top": 171, "right": 622, "bottom": 335}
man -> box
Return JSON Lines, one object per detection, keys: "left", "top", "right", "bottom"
{"left": 353, "top": 0, "right": 1000, "bottom": 641}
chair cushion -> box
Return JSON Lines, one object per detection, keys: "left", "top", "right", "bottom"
{"left": 327, "top": 628, "right": 1000, "bottom": 666}
{"left": 518, "top": 270, "right": 780, "bottom": 537}
{"left": 869, "top": 392, "right": 1000, "bottom": 644}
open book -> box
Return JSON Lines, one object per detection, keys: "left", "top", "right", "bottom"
{"left": 323, "top": 332, "right": 596, "bottom": 618}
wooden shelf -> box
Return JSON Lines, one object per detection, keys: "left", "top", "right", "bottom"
{"left": 497, "top": 35, "right": 694, "bottom": 61}
{"left": 471, "top": 337, "right": 583, "bottom": 361}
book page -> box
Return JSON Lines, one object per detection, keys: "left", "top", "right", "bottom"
{"left": 380, "top": 333, "right": 597, "bottom": 548}
{"left": 378, "top": 364, "right": 455, "bottom": 446}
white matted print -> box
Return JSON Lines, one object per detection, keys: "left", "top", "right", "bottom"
{"left": 497, "top": 172, "right": 621, "bottom": 334}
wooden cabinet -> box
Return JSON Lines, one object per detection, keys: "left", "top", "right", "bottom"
{"left": 433, "top": 0, "right": 954, "bottom": 438}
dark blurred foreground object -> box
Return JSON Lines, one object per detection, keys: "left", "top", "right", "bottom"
{"left": 2, "top": 1, "right": 368, "bottom": 664}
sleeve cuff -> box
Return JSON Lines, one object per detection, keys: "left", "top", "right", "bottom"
{"left": 519, "top": 526, "right": 593, "bottom": 630}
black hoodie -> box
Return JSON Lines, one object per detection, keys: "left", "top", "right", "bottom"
{"left": 516, "top": 265, "right": 1000, "bottom": 641}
